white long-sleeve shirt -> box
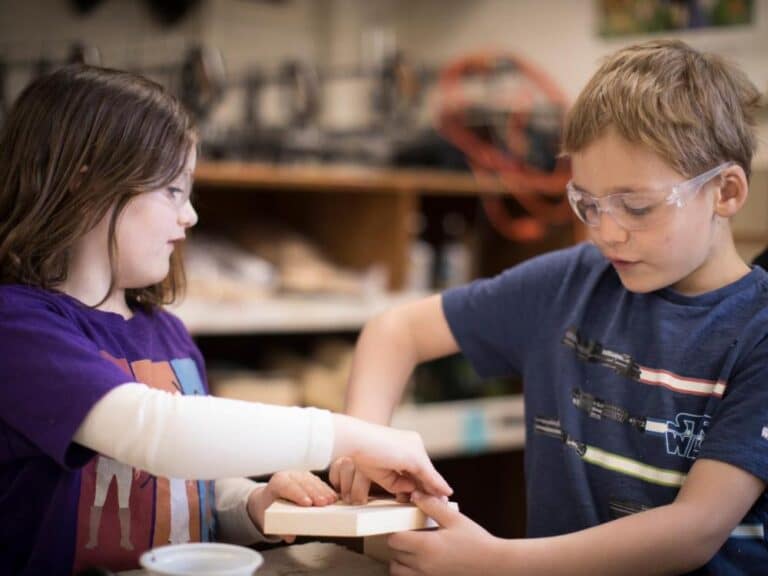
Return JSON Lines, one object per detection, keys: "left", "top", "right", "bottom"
{"left": 74, "top": 382, "right": 334, "bottom": 542}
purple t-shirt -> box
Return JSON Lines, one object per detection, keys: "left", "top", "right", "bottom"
{"left": 0, "top": 285, "right": 214, "bottom": 575}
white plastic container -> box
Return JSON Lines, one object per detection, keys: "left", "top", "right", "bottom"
{"left": 139, "top": 543, "right": 263, "bottom": 576}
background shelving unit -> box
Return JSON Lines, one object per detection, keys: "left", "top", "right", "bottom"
{"left": 174, "top": 291, "right": 429, "bottom": 335}
{"left": 184, "top": 160, "right": 574, "bottom": 537}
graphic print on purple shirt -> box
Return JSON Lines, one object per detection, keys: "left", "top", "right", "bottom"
{"left": 0, "top": 285, "right": 219, "bottom": 575}
{"left": 72, "top": 352, "right": 215, "bottom": 573}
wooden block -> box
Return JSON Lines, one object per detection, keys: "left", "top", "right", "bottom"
{"left": 264, "top": 497, "right": 458, "bottom": 537}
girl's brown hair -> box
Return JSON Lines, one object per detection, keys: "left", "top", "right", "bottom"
{"left": 563, "top": 40, "right": 761, "bottom": 179}
{"left": 0, "top": 64, "right": 196, "bottom": 310}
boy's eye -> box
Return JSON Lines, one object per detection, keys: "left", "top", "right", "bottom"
{"left": 577, "top": 194, "right": 597, "bottom": 209}
{"left": 167, "top": 186, "right": 183, "bottom": 196}
{"left": 619, "top": 194, "right": 658, "bottom": 217}
{"left": 622, "top": 203, "right": 652, "bottom": 217}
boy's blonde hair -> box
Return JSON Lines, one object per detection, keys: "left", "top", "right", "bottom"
{"left": 563, "top": 39, "right": 761, "bottom": 179}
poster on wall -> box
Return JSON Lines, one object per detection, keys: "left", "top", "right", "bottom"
{"left": 598, "top": 0, "right": 754, "bottom": 37}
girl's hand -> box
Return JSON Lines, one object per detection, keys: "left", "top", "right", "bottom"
{"left": 388, "top": 491, "right": 499, "bottom": 576}
{"left": 333, "top": 416, "right": 452, "bottom": 499}
{"left": 329, "top": 456, "right": 372, "bottom": 504}
{"left": 329, "top": 456, "right": 410, "bottom": 504}
{"left": 247, "top": 470, "right": 337, "bottom": 542}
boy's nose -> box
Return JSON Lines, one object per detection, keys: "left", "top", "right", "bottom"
{"left": 594, "top": 211, "right": 629, "bottom": 245}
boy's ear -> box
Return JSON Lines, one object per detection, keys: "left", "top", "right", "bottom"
{"left": 713, "top": 164, "right": 748, "bottom": 218}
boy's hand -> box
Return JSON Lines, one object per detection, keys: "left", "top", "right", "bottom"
{"left": 247, "top": 470, "right": 337, "bottom": 543}
{"left": 388, "top": 491, "right": 499, "bottom": 576}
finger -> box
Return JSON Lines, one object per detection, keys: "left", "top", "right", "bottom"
{"left": 395, "top": 492, "right": 410, "bottom": 503}
{"left": 281, "top": 534, "right": 296, "bottom": 544}
{"left": 410, "top": 490, "right": 460, "bottom": 528}
{"left": 329, "top": 457, "right": 348, "bottom": 490}
{"left": 387, "top": 531, "right": 421, "bottom": 554}
{"left": 338, "top": 458, "right": 356, "bottom": 502}
{"left": 277, "top": 479, "right": 313, "bottom": 506}
{"left": 315, "top": 475, "right": 339, "bottom": 503}
{"left": 296, "top": 475, "right": 326, "bottom": 505}
{"left": 408, "top": 460, "right": 453, "bottom": 497}
{"left": 299, "top": 474, "right": 337, "bottom": 505}
{"left": 390, "top": 559, "right": 419, "bottom": 576}
{"left": 349, "top": 470, "right": 371, "bottom": 505}
{"left": 387, "top": 474, "right": 417, "bottom": 495}
{"left": 372, "top": 470, "right": 416, "bottom": 496}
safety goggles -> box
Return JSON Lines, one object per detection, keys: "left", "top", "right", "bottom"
{"left": 566, "top": 161, "right": 734, "bottom": 231}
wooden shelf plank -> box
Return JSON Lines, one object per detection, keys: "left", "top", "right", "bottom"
{"left": 172, "top": 291, "right": 430, "bottom": 335}
{"left": 194, "top": 161, "right": 503, "bottom": 196}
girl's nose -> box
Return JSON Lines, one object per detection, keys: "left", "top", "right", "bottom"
{"left": 179, "top": 201, "right": 198, "bottom": 228}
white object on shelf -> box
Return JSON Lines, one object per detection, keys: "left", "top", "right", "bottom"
{"left": 264, "top": 498, "right": 458, "bottom": 537}
{"left": 391, "top": 395, "right": 526, "bottom": 458}
{"left": 171, "top": 291, "right": 430, "bottom": 335}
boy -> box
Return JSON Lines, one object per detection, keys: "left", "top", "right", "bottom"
{"left": 330, "top": 40, "right": 767, "bottom": 574}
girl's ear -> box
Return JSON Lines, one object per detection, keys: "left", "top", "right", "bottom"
{"left": 714, "top": 164, "right": 748, "bottom": 218}
{"left": 69, "top": 164, "right": 88, "bottom": 192}
{"left": 69, "top": 165, "right": 89, "bottom": 192}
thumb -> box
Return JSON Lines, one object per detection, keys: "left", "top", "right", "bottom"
{"left": 410, "top": 490, "right": 460, "bottom": 528}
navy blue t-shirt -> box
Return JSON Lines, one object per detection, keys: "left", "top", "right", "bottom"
{"left": 444, "top": 243, "right": 768, "bottom": 574}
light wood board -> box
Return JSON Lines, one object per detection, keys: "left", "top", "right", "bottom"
{"left": 264, "top": 497, "right": 457, "bottom": 537}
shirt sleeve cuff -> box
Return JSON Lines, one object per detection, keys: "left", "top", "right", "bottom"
{"left": 304, "top": 407, "right": 334, "bottom": 471}
{"left": 214, "top": 477, "right": 281, "bottom": 545}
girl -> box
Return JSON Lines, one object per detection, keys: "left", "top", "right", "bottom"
{"left": 0, "top": 65, "right": 451, "bottom": 575}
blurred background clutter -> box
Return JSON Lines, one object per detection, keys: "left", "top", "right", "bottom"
{"left": 2, "top": 0, "right": 765, "bottom": 539}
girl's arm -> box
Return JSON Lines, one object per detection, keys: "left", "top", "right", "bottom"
{"left": 73, "top": 383, "right": 334, "bottom": 477}
{"left": 73, "top": 382, "right": 452, "bottom": 498}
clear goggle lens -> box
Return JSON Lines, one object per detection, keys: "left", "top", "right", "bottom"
{"left": 566, "top": 162, "right": 734, "bottom": 231}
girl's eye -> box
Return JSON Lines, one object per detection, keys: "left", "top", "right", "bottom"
{"left": 165, "top": 186, "right": 190, "bottom": 205}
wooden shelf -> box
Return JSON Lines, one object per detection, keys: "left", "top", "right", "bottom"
{"left": 194, "top": 161, "right": 503, "bottom": 196}
{"left": 172, "top": 291, "right": 430, "bottom": 335}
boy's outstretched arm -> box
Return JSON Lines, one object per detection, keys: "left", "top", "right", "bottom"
{"left": 332, "top": 295, "right": 460, "bottom": 502}
{"left": 389, "top": 458, "right": 765, "bottom": 576}
{"left": 345, "top": 294, "right": 460, "bottom": 424}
